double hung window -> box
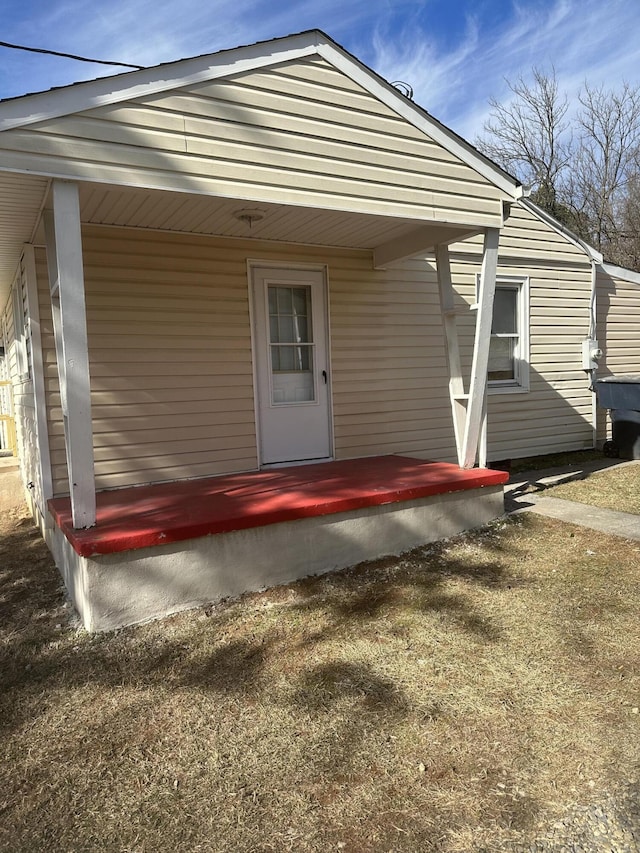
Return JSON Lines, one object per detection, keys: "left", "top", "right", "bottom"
{"left": 477, "top": 275, "right": 529, "bottom": 392}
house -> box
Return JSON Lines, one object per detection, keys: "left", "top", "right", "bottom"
{"left": 5, "top": 29, "right": 611, "bottom": 631}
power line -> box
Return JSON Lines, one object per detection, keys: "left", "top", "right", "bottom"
{"left": 0, "top": 40, "right": 145, "bottom": 70}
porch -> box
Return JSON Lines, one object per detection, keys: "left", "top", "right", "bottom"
{"left": 45, "top": 455, "right": 508, "bottom": 631}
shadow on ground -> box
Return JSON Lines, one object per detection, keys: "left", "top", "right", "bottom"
{"left": 2, "top": 504, "right": 638, "bottom": 852}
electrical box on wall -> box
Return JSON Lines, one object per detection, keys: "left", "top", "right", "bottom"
{"left": 582, "top": 338, "right": 603, "bottom": 371}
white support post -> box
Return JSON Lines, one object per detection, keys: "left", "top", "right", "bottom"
{"left": 461, "top": 227, "right": 499, "bottom": 469}
{"left": 22, "top": 243, "right": 54, "bottom": 509}
{"left": 435, "top": 243, "right": 467, "bottom": 466}
{"left": 478, "top": 392, "right": 488, "bottom": 469}
{"left": 42, "top": 181, "right": 96, "bottom": 528}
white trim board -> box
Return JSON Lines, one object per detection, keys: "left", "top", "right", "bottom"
{"left": 600, "top": 262, "right": 640, "bottom": 286}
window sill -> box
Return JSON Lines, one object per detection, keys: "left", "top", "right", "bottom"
{"left": 488, "top": 383, "right": 529, "bottom": 396}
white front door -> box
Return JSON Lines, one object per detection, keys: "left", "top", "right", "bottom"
{"left": 251, "top": 266, "right": 332, "bottom": 465}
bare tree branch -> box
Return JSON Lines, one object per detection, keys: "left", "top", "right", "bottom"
{"left": 476, "top": 69, "right": 640, "bottom": 269}
{"left": 569, "top": 83, "right": 640, "bottom": 259}
{"left": 476, "top": 68, "right": 572, "bottom": 214}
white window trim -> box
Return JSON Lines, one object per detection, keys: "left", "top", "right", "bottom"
{"left": 11, "top": 275, "right": 29, "bottom": 381}
{"left": 476, "top": 274, "right": 530, "bottom": 395}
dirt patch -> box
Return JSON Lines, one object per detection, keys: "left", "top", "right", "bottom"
{"left": 0, "top": 460, "right": 24, "bottom": 514}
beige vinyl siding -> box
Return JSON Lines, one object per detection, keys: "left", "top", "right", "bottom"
{"left": 0, "top": 57, "right": 505, "bottom": 227}
{"left": 596, "top": 267, "right": 640, "bottom": 442}
{"left": 331, "top": 256, "right": 453, "bottom": 460}
{"left": 447, "top": 203, "right": 595, "bottom": 461}
{"left": 40, "top": 226, "right": 455, "bottom": 496}
{"left": 38, "top": 231, "right": 258, "bottom": 495}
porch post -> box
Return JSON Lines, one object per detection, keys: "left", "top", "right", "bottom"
{"left": 22, "top": 243, "right": 53, "bottom": 507}
{"left": 461, "top": 227, "right": 499, "bottom": 469}
{"left": 435, "top": 243, "right": 466, "bottom": 466}
{"left": 42, "top": 180, "right": 96, "bottom": 528}
{"left": 478, "top": 394, "right": 488, "bottom": 469}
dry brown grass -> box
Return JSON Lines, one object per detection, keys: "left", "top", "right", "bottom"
{"left": 547, "top": 462, "right": 640, "bottom": 514}
{"left": 1, "top": 503, "right": 640, "bottom": 852}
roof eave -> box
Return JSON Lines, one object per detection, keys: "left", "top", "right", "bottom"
{"left": 0, "top": 30, "right": 326, "bottom": 132}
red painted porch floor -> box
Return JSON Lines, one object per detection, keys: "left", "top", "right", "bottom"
{"left": 48, "top": 455, "right": 508, "bottom": 558}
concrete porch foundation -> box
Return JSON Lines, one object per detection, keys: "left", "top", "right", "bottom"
{"left": 45, "top": 456, "right": 507, "bottom": 631}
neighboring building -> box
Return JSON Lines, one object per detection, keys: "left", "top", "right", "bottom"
{"left": 595, "top": 263, "right": 640, "bottom": 445}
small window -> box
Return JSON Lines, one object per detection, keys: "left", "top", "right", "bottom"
{"left": 11, "top": 278, "right": 29, "bottom": 380}
{"left": 477, "top": 275, "right": 529, "bottom": 393}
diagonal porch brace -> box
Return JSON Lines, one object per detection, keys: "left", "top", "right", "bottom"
{"left": 461, "top": 227, "right": 499, "bottom": 469}
{"left": 43, "top": 180, "right": 96, "bottom": 528}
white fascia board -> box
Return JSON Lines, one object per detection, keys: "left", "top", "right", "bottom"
{"left": 0, "top": 31, "right": 323, "bottom": 132}
{"left": 600, "top": 262, "right": 640, "bottom": 286}
{"left": 316, "top": 41, "right": 522, "bottom": 199}
{"left": 520, "top": 198, "right": 603, "bottom": 264}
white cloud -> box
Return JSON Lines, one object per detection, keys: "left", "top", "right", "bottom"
{"left": 364, "top": 0, "right": 640, "bottom": 139}
{"left": 2, "top": 0, "right": 639, "bottom": 147}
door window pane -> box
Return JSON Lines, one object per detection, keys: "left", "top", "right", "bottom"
{"left": 270, "top": 345, "right": 311, "bottom": 373}
{"left": 278, "top": 315, "right": 294, "bottom": 343}
{"left": 269, "top": 286, "right": 312, "bottom": 343}
{"left": 276, "top": 287, "right": 293, "bottom": 315}
{"left": 268, "top": 284, "right": 315, "bottom": 404}
{"left": 292, "top": 288, "right": 308, "bottom": 315}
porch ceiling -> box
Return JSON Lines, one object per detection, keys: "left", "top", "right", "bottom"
{"left": 73, "top": 183, "right": 424, "bottom": 246}
{"left": 1, "top": 175, "right": 482, "bottom": 305}
{"left": 72, "top": 183, "right": 481, "bottom": 256}
{"left": 0, "top": 172, "right": 49, "bottom": 303}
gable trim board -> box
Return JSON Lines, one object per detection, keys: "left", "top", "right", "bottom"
{"left": 601, "top": 263, "right": 640, "bottom": 286}
{"left": 520, "top": 199, "right": 603, "bottom": 264}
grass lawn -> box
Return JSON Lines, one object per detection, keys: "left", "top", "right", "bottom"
{"left": 546, "top": 462, "right": 640, "bottom": 515}
{"left": 1, "top": 503, "right": 640, "bottom": 852}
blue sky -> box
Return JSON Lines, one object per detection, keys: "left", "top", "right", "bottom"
{"left": 1, "top": 0, "right": 639, "bottom": 140}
